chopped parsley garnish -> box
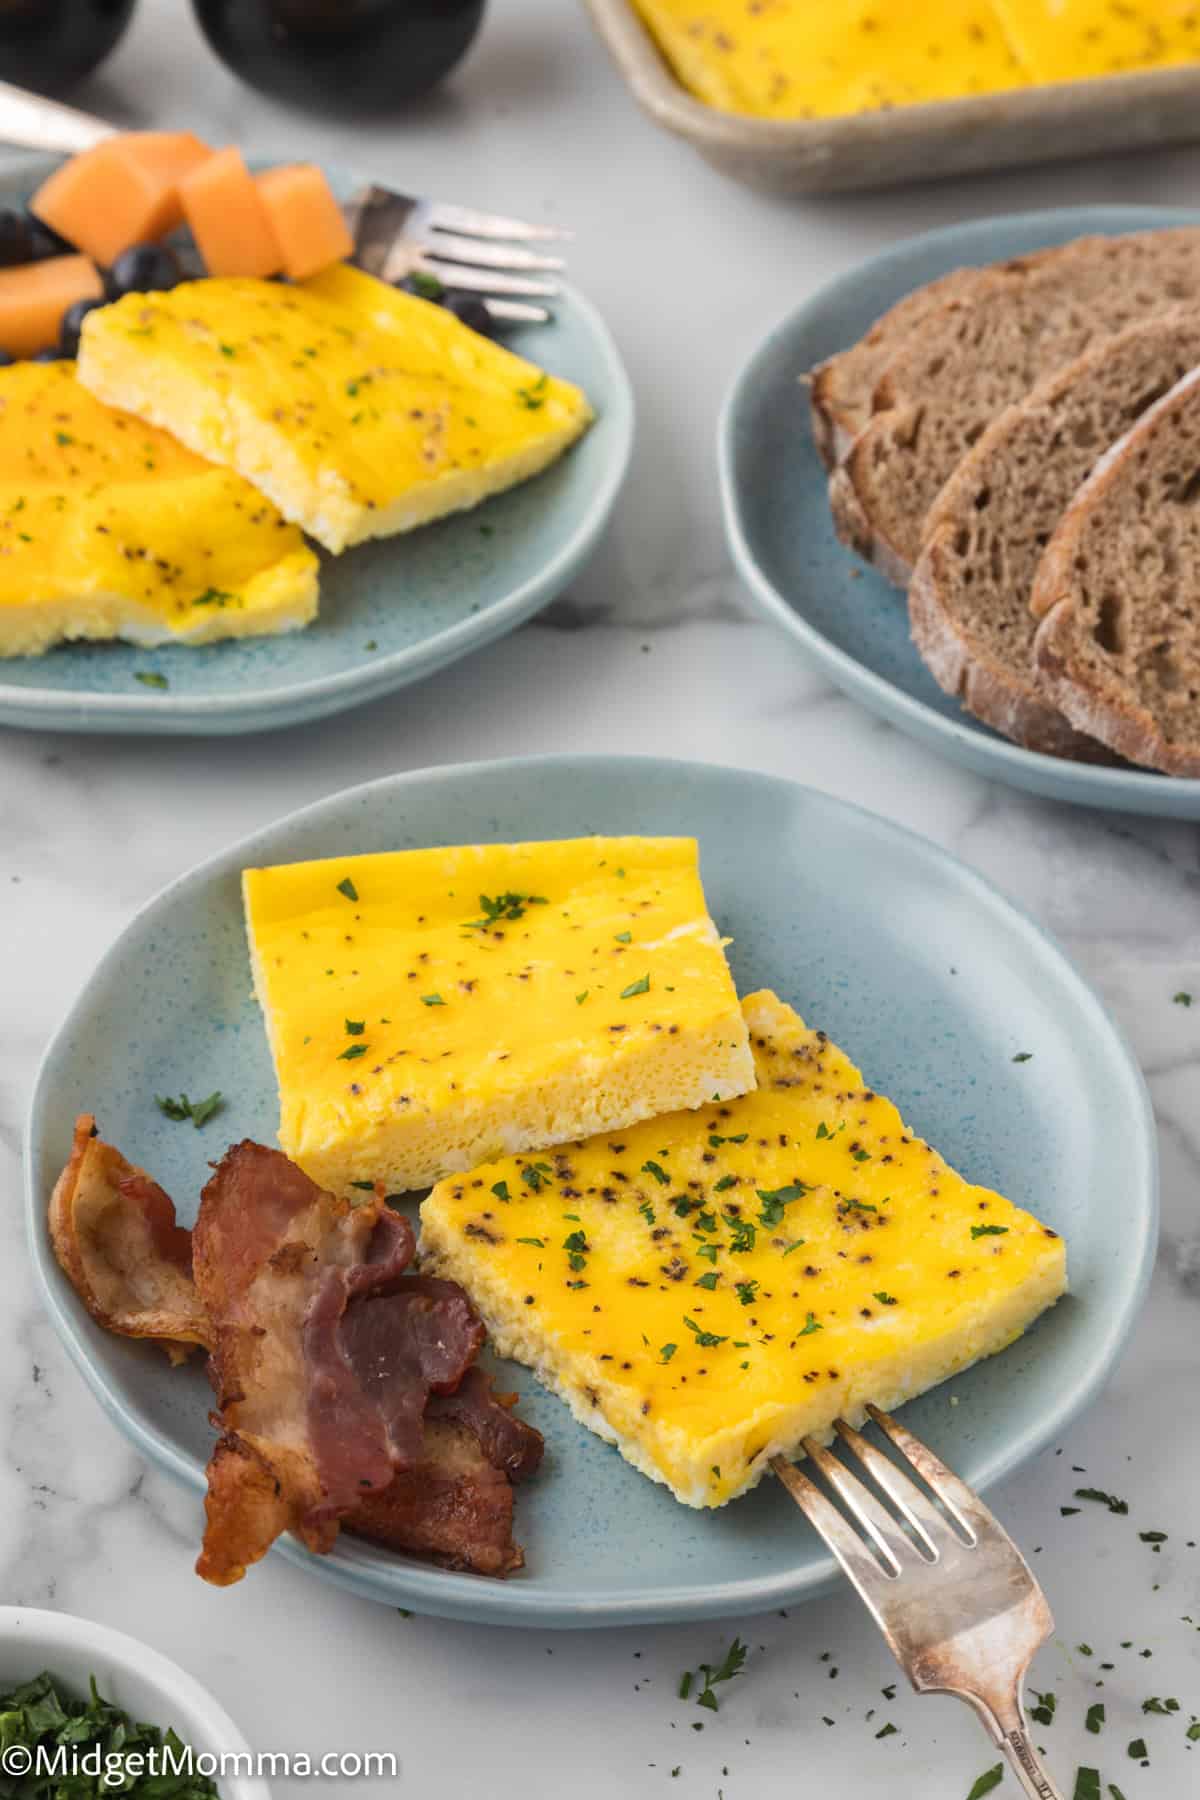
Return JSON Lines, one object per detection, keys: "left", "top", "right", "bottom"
{"left": 694, "top": 1242, "right": 719, "bottom": 1263}
{"left": 516, "top": 1237, "right": 544, "bottom": 1248}
{"left": 55, "top": 431, "right": 73, "bottom": 446}
{"left": 726, "top": 1217, "right": 756, "bottom": 1254}
{"left": 714, "top": 1173, "right": 737, "bottom": 1192}
{"left": 134, "top": 670, "right": 168, "bottom": 688}
{"left": 684, "top": 1316, "right": 727, "bottom": 1348}
{"left": 873, "top": 1290, "right": 898, "bottom": 1306}
{"left": 155, "top": 1090, "right": 223, "bottom": 1128}
{"left": 694, "top": 1271, "right": 719, "bottom": 1290}
{"left": 420, "top": 993, "right": 446, "bottom": 1007}
{"left": 694, "top": 1639, "right": 746, "bottom": 1713}
{"left": 659, "top": 1343, "right": 677, "bottom": 1364}
{"left": 575, "top": 991, "right": 589, "bottom": 1005}
{"left": 756, "top": 1181, "right": 809, "bottom": 1227}
{"left": 638, "top": 1199, "right": 656, "bottom": 1225}
{"left": 965, "top": 1768, "right": 1004, "bottom": 1800}
{"left": 344, "top": 1019, "right": 365, "bottom": 1034}
{"left": 515, "top": 372, "right": 548, "bottom": 409}
{"left": 709, "top": 1133, "right": 747, "bottom": 1148}
{"left": 336, "top": 876, "right": 359, "bottom": 901}
{"left": 337, "top": 1043, "right": 368, "bottom": 1061}
{"left": 642, "top": 1159, "right": 670, "bottom": 1186}
{"left": 850, "top": 1148, "right": 871, "bottom": 1162}
{"left": 466, "top": 890, "right": 547, "bottom": 929}
{"left": 563, "top": 1230, "right": 589, "bottom": 1271}
{"left": 798, "top": 1311, "right": 822, "bottom": 1336}
{"left": 491, "top": 1181, "right": 510, "bottom": 1203}
{"left": 1075, "top": 1487, "right": 1129, "bottom": 1515}
{"left": 521, "top": 1161, "right": 552, "bottom": 1192}
{"left": 349, "top": 1180, "right": 376, "bottom": 1192}
{"left": 842, "top": 1198, "right": 878, "bottom": 1214}
{"left": 1012, "top": 1051, "right": 1034, "bottom": 1063}
{"left": 614, "top": 930, "right": 632, "bottom": 943}
{"left": 191, "top": 587, "right": 236, "bottom": 608}
{"left": 0, "top": 1669, "right": 220, "bottom": 1797}
{"left": 219, "top": 342, "right": 237, "bottom": 357}
{"left": 1030, "top": 1691, "right": 1057, "bottom": 1726}
{"left": 971, "top": 1224, "right": 1009, "bottom": 1239}
{"left": 735, "top": 1279, "right": 758, "bottom": 1307}
{"left": 781, "top": 1239, "right": 806, "bottom": 1256}
{"left": 620, "top": 975, "right": 651, "bottom": 999}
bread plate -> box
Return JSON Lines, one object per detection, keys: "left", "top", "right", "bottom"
{"left": 25, "top": 754, "right": 1156, "bottom": 1626}
{"left": 720, "top": 204, "right": 1200, "bottom": 819}
{"left": 0, "top": 155, "right": 633, "bottom": 738}
{"left": 585, "top": 0, "right": 1200, "bottom": 196}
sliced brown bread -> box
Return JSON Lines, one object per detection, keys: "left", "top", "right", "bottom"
{"left": 910, "top": 311, "right": 1200, "bottom": 759}
{"left": 830, "top": 228, "right": 1200, "bottom": 584}
{"left": 809, "top": 267, "right": 992, "bottom": 470}
{"left": 1032, "top": 365, "right": 1200, "bottom": 777}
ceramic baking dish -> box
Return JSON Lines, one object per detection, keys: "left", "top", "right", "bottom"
{"left": 584, "top": 0, "right": 1200, "bottom": 195}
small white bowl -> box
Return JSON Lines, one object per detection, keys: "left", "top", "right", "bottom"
{"left": 0, "top": 1609, "right": 269, "bottom": 1800}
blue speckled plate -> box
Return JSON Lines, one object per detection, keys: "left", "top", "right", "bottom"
{"left": 0, "top": 157, "right": 633, "bottom": 737}
{"left": 720, "top": 206, "right": 1200, "bottom": 818}
{"left": 25, "top": 756, "right": 1156, "bottom": 1626}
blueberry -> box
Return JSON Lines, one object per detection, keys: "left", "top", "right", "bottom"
{"left": 441, "top": 292, "right": 496, "bottom": 338}
{"left": 31, "top": 346, "right": 66, "bottom": 362}
{"left": 106, "top": 243, "right": 182, "bottom": 299}
{"left": 0, "top": 210, "right": 33, "bottom": 268}
{"left": 60, "top": 296, "right": 106, "bottom": 358}
{"left": 400, "top": 272, "right": 445, "bottom": 303}
{"left": 26, "top": 212, "right": 72, "bottom": 261}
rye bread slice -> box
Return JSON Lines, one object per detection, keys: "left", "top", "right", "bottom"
{"left": 809, "top": 266, "right": 992, "bottom": 470}
{"left": 830, "top": 228, "right": 1200, "bottom": 584}
{"left": 1032, "top": 365, "right": 1200, "bottom": 778}
{"left": 910, "top": 311, "right": 1200, "bottom": 759}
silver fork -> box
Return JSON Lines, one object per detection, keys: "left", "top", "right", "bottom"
{"left": 0, "top": 78, "right": 565, "bottom": 326}
{"left": 773, "top": 1404, "right": 1064, "bottom": 1800}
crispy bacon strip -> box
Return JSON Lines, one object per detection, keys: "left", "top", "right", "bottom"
{"left": 48, "top": 1115, "right": 211, "bottom": 1363}
{"left": 192, "top": 1141, "right": 416, "bottom": 1583}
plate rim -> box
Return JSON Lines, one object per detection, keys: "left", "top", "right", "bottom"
{"left": 718, "top": 203, "right": 1200, "bottom": 816}
{"left": 0, "top": 150, "right": 634, "bottom": 734}
{"left": 24, "top": 752, "right": 1159, "bottom": 1626}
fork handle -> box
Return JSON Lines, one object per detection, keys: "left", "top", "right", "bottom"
{"left": 968, "top": 1694, "right": 1066, "bottom": 1800}
{"left": 0, "top": 80, "right": 114, "bottom": 153}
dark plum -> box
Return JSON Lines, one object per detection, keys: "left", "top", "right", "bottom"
{"left": 440, "top": 291, "right": 496, "bottom": 338}
{"left": 60, "top": 296, "right": 106, "bottom": 357}
{"left": 189, "top": 0, "right": 486, "bottom": 113}
{"left": 106, "top": 243, "right": 182, "bottom": 299}
{"left": 0, "top": 0, "right": 136, "bottom": 95}
{"left": 0, "top": 211, "right": 34, "bottom": 268}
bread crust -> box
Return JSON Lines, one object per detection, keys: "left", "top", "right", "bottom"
{"left": 1030, "top": 366, "right": 1200, "bottom": 777}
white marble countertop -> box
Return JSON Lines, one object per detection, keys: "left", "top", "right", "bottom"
{"left": 3, "top": 3, "right": 1200, "bottom": 1796}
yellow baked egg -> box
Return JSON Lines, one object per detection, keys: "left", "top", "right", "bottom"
{"left": 243, "top": 836, "right": 755, "bottom": 1196}
{"left": 420, "top": 990, "right": 1067, "bottom": 1507}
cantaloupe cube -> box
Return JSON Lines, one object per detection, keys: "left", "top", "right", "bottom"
{"left": 0, "top": 256, "right": 103, "bottom": 359}
{"left": 31, "top": 133, "right": 212, "bottom": 266}
{"left": 180, "top": 148, "right": 282, "bottom": 279}
{"left": 256, "top": 164, "right": 353, "bottom": 281}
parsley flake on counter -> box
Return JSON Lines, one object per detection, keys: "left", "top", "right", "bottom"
{"left": 1073, "top": 1771, "right": 1101, "bottom": 1800}
{"left": 1085, "top": 1702, "right": 1105, "bottom": 1734}
{"left": 1139, "top": 1530, "right": 1168, "bottom": 1545}
{"left": 621, "top": 975, "right": 651, "bottom": 999}
{"left": 1012, "top": 1051, "right": 1034, "bottom": 1062}
{"left": 1127, "top": 1737, "right": 1148, "bottom": 1761}
{"left": 155, "top": 1090, "right": 223, "bottom": 1128}
{"left": 336, "top": 876, "right": 358, "bottom": 901}
{"left": 875, "top": 1722, "right": 897, "bottom": 1740}
{"left": 1174, "top": 991, "right": 1192, "bottom": 1006}
{"left": 695, "top": 1639, "right": 746, "bottom": 1713}
{"left": 965, "top": 1765, "right": 1003, "bottom": 1800}
{"left": 678, "top": 1670, "right": 693, "bottom": 1700}
{"left": 134, "top": 670, "right": 168, "bottom": 688}
{"left": 0, "top": 1669, "right": 219, "bottom": 1798}
{"left": 1030, "top": 1690, "right": 1057, "bottom": 1726}
{"left": 1075, "top": 1487, "right": 1129, "bottom": 1515}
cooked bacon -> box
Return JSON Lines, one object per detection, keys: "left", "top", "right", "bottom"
{"left": 193, "top": 1141, "right": 416, "bottom": 1584}
{"left": 50, "top": 1125, "right": 543, "bottom": 1584}
{"left": 47, "top": 1115, "right": 211, "bottom": 1363}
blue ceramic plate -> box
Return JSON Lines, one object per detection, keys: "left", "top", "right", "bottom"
{"left": 0, "top": 157, "right": 633, "bottom": 737}
{"left": 720, "top": 205, "right": 1200, "bottom": 818}
{"left": 25, "top": 756, "right": 1156, "bottom": 1626}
